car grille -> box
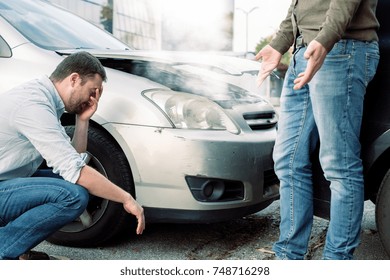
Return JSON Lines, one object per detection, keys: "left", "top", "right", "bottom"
{"left": 243, "top": 112, "right": 277, "bottom": 130}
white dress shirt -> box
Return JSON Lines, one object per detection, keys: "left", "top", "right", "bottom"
{"left": 0, "top": 76, "right": 86, "bottom": 183}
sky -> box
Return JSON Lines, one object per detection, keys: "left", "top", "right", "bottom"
{"left": 234, "top": 0, "right": 291, "bottom": 52}
{"left": 158, "top": 0, "right": 292, "bottom": 52}
{"left": 51, "top": 0, "right": 292, "bottom": 52}
{"left": 158, "top": 0, "right": 236, "bottom": 51}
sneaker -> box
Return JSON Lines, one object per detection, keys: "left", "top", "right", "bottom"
{"left": 19, "top": 250, "right": 70, "bottom": 260}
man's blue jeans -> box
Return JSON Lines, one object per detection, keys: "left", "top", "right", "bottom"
{"left": 272, "top": 39, "right": 380, "bottom": 260}
{"left": 0, "top": 170, "right": 89, "bottom": 259}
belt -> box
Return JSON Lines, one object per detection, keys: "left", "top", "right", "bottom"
{"left": 295, "top": 36, "right": 307, "bottom": 49}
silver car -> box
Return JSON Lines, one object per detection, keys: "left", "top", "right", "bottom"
{"left": 0, "top": 0, "right": 279, "bottom": 247}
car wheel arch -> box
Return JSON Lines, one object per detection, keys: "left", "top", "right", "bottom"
{"left": 60, "top": 113, "right": 141, "bottom": 185}
{"left": 362, "top": 129, "right": 390, "bottom": 201}
{"left": 361, "top": 131, "right": 390, "bottom": 257}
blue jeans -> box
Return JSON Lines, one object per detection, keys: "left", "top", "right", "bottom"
{"left": 0, "top": 170, "right": 89, "bottom": 259}
{"left": 272, "top": 39, "right": 380, "bottom": 260}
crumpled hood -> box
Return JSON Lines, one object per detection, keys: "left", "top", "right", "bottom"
{"left": 55, "top": 49, "right": 261, "bottom": 76}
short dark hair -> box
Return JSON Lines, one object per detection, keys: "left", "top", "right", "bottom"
{"left": 50, "top": 51, "right": 107, "bottom": 83}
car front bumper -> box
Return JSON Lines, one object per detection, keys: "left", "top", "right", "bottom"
{"left": 106, "top": 123, "right": 279, "bottom": 222}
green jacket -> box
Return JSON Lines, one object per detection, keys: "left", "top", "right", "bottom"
{"left": 270, "top": 0, "right": 379, "bottom": 53}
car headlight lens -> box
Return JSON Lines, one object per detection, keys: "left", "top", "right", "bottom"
{"left": 143, "top": 90, "right": 239, "bottom": 134}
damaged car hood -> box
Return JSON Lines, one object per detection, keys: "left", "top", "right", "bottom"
{"left": 55, "top": 49, "right": 269, "bottom": 110}
{"left": 56, "top": 49, "right": 261, "bottom": 76}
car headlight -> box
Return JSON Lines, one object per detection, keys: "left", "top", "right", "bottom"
{"left": 143, "top": 90, "right": 239, "bottom": 134}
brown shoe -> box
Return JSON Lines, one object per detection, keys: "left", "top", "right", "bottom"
{"left": 19, "top": 250, "right": 70, "bottom": 260}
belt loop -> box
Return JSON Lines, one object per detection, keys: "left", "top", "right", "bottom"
{"left": 294, "top": 35, "right": 306, "bottom": 52}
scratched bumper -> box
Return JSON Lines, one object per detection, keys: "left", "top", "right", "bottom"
{"left": 107, "top": 123, "right": 278, "bottom": 222}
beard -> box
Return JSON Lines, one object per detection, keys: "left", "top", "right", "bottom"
{"left": 66, "top": 91, "right": 89, "bottom": 114}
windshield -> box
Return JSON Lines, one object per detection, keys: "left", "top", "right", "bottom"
{"left": 0, "top": 0, "right": 130, "bottom": 50}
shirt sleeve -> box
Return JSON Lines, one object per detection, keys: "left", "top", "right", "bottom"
{"left": 13, "top": 99, "right": 86, "bottom": 183}
{"left": 315, "top": 0, "right": 362, "bottom": 52}
{"left": 269, "top": 1, "right": 295, "bottom": 55}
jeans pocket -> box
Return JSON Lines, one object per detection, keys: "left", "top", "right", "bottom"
{"left": 365, "top": 52, "right": 380, "bottom": 85}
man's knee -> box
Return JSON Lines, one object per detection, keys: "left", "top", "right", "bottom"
{"left": 61, "top": 184, "right": 89, "bottom": 217}
{"left": 72, "top": 184, "right": 89, "bottom": 212}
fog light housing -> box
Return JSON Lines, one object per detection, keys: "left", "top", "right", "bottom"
{"left": 186, "top": 176, "right": 244, "bottom": 202}
{"left": 201, "top": 180, "right": 225, "bottom": 200}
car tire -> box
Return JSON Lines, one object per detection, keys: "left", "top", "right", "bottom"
{"left": 47, "top": 125, "right": 136, "bottom": 247}
{"left": 376, "top": 169, "right": 390, "bottom": 257}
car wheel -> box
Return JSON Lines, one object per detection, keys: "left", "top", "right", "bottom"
{"left": 47, "top": 125, "right": 136, "bottom": 247}
{"left": 376, "top": 169, "right": 390, "bottom": 257}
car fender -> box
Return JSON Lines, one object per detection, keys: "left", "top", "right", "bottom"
{"left": 362, "top": 129, "right": 390, "bottom": 201}
{"left": 363, "top": 129, "right": 390, "bottom": 172}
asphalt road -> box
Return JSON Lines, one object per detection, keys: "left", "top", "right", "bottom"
{"left": 34, "top": 200, "right": 389, "bottom": 260}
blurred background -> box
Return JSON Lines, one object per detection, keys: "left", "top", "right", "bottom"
{"left": 47, "top": 0, "right": 292, "bottom": 104}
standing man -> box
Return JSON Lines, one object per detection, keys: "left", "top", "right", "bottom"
{"left": 0, "top": 51, "right": 145, "bottom": 260}
{"left": 256, "top": 0, "right": 380, "bottom": 259}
